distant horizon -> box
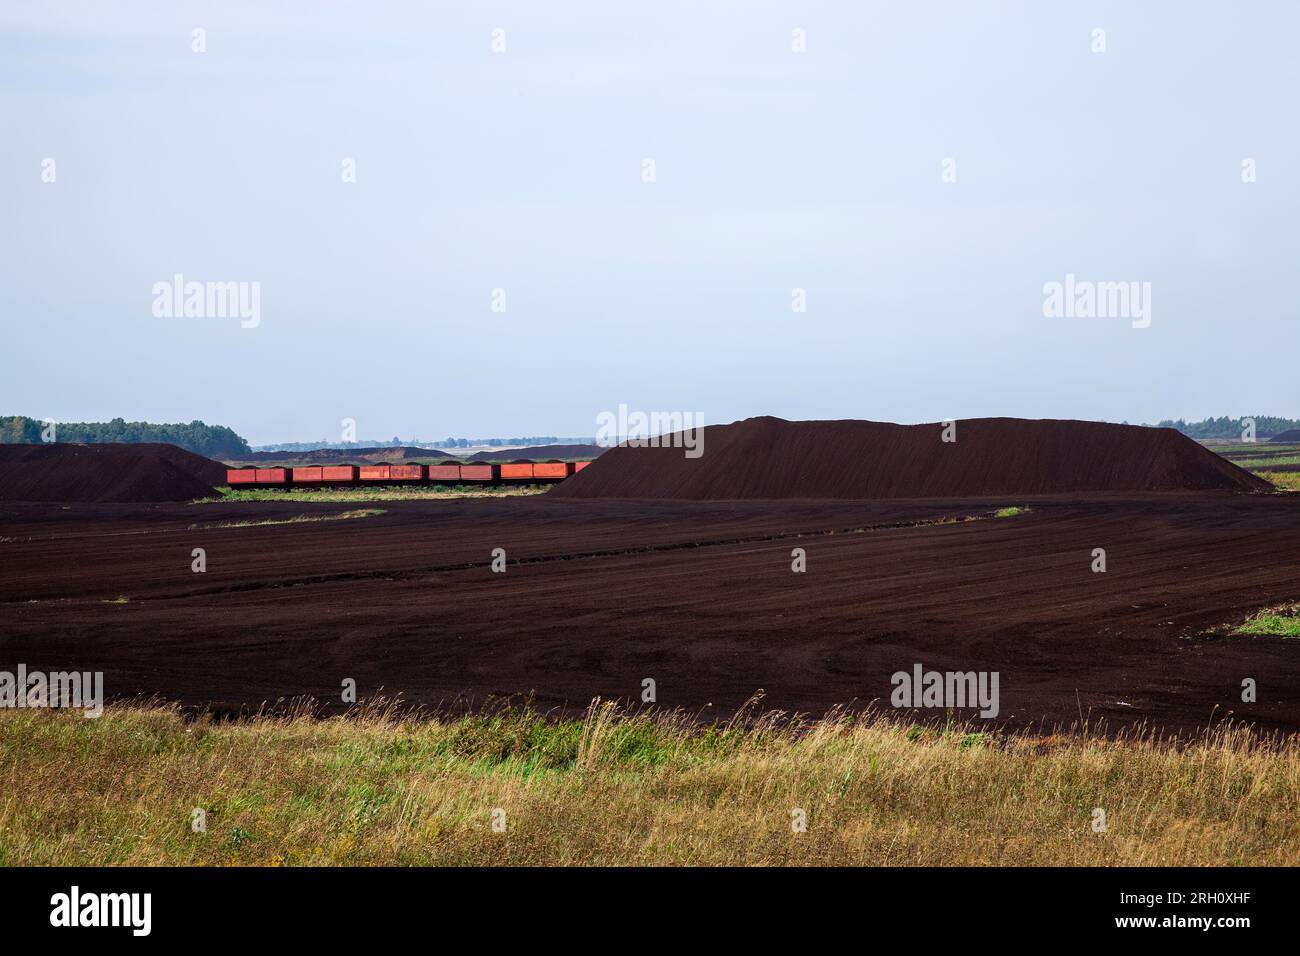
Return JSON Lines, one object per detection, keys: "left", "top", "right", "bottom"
{"left": 247, "top": 411, "right": 1296, "bottom": 449}
{"left": 8, "top": 410, "right": 1300, "bottom": 451}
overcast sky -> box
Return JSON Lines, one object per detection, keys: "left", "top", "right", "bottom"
{"left": 3, "top": 1, "right": 1296, "bottom": 444}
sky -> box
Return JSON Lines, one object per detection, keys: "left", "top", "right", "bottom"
{"left": 2, "top": 1, "right": 1297, "bottom": 445}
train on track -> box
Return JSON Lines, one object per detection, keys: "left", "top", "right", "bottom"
{"left": 226, "top": 460, "right": 592, "bottom": 487}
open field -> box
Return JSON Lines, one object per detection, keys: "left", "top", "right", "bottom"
{"left": 1, "top": 703, "right": 1297, "bottom": 866}
{"left": 1202, "top": 441, "right": 1300, "bottom": 453}
{"left": 1231, "top": 455, "right": 1300, "bottom": 468}
{"left": 2, "top": 491, "right": 1300, "bottom": 737}
{"left": 1218, "top": 442, "right": 1300, "bottom": 471}
{"left": 1252, "top": 472, "right": 1300, "bottom": 491}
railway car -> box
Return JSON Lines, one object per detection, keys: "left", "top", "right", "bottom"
{"left": 226, "top": 458, "right": 591, "bottom": 489}
{"left": 321, "top": 465, "right": 358, "bottom": 483}
{"left": 532, "top": 461, "right": 570, "bottom": 480}
{"left": 254, "top": 467, "right": 290, "bottom": 485}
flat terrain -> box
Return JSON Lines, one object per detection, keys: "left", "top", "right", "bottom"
{"left": 1217, "top": 440, "right": 1300, "bottom": 490}
{"left": 2, "top": 491, "right": 1299, "bottom": 736}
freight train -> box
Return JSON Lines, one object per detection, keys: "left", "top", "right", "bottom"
{"left": 226, "top": 460, "right": 592, "bottom": 488}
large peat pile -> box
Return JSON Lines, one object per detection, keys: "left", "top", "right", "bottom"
{"left": 0, "top": 443, "right": 228, "bottom": 502}
{"left": 550, "top": 417, "right": 1273, "bottom": 500}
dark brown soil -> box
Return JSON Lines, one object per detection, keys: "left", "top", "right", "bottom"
{"left": 1, "top": 492, "right": 1299, "bottom": 737}
{"left": 553, "top": 417, "right": 1272, "bottom": 500}
{"left": 1269, "top": 429, "right": 1300, "bottom": 442}
{"left": 0, "top": 443, "right": 226, "bottom": 503}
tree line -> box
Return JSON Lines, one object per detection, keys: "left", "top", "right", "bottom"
{"left": 0, "top": 416, "right": 251, "bottom": 457}
{"left": 255, "top": 436, "right": 595, "bottom": 451}
{"left": 1156, "top": 416, "right": 1300, "bottom": 439}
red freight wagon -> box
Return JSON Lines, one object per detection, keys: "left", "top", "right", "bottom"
{"left": 500, "top": 463, "right": 534, "bottom": 480}
{"left": 389, "top": 464, "right": 425, "bottom": 481}
{"left": 427, "top": 464, "right": 460, "bottom": 482}
{"left": 291, "top": 467, "right": 323, "bottom": 484}
{"left": 321, "top": 465, "right": 358, "bottom": 483}
{"left": 532, "top": 462, "right": 569, "bottom": 479}
{"left": 458, "top": 464, "right": 497, "bottom": 482}
{"left": 573, "top": 460, "right": 592, "bottom": 472}
{"left": 359, "top": 465, "right": 391, "bottom": 481}
{"left": 227, "top": 468, "right": 257, "bottom": 485}
{"left": 255, "top": 468, "right": 290, "bottom": 484}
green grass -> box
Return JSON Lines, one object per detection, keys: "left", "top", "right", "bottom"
{"left": 1228, "top": 454, "right": 1300, "bottom": 468}
{"left": 2, "top": 702, "right": 1299, "bottom": 866}
{"left": 1210, "top": 443, "right": 1300, "bottom": 455}
{"left": 202, "top": 485, "right": 551, "bottom": 503}
{"left": 993, "top": 506, "right": 1029, "bottom": 518}
{"left": 1234, "top": 604, "right": 1300, "bottom": 637}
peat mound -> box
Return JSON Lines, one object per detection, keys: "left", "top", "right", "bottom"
{"left": 0, "top": 443, "right": 227, "bottom": 502}
{"left": 467, "top": 444, "right": 603, "bottom": 462}
{"left": 1269, "top": 429, "right": 1300, "bottom": 443}
{"left": 550, "top": 416, "right": 1273, "bottom": 500}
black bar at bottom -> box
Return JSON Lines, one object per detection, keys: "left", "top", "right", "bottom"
{"left": 0, "top": 866, "right": 1279, "bottom": 942}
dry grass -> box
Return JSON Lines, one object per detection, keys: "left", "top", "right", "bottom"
{"left": 1, "top": 701, "right": 1297, "bottom": 866}
{"left": 1255, "top": 471, "right": 1300, "bottom": 491}
{"left": 187, "top": 508, "right": 386, "bottom": 530}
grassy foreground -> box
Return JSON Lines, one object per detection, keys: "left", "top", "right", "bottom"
{"left": 2, "top": 703, "right": 1297, "bottom": 866}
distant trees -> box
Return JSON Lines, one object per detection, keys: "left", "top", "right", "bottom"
{"left": 1158, "top": 416, "right": 1300, "bottom": 439}
{"left": 0, "top": 416, "right": 44, "bottom": 443}
{"left": 0, "top": 416, "right": 251, "bottom": 457}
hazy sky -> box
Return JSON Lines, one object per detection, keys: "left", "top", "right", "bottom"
{"left": 3, "top": 1, "right": 1297, "bottom": 444}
